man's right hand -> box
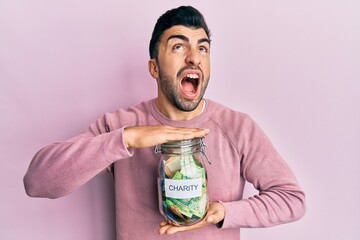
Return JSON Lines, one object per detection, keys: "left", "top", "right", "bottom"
{"left": 123, "top": 125, "right": 209, "bottom": 149}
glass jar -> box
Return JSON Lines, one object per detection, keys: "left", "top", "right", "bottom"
{"left": 155, "top": 138, "right": 211, "bottom": 226}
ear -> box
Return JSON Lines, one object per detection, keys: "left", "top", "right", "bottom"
{"left": 148, "top": 59, "right": 159, "bottom": 79}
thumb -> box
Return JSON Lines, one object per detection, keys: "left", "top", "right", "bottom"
{"left": 205, "top": 202, "right": 225, "bottom": 224}
{"left": 206, "top": 215, "right": 215, "bottom": 223}
{"left": 206, "top": 213, "right": 221, "bottom": 224}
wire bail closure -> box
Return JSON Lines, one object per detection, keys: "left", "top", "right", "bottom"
{"left": 154, "top": 144, "right": 161, "bottom": 154}
{"left": 199, "top": 138, "right": 211, "bottom": 165}
{"left": 154, "top": 138, "right": 211, "bottom": 165}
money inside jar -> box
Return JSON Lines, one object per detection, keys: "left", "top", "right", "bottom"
{"left": 157, "top": 138, "right": 209, "bottom": 226}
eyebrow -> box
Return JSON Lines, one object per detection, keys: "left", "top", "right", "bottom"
{"left": 167, "top": 34, "right": 211, "bottom": 45}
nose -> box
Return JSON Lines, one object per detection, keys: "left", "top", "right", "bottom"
{"left": 185, "top": 48, "right": 201, "bottom": 66}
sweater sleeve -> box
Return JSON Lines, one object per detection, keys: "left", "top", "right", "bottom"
{"left": 23, "top": 117, "right": 134, "bottom": 199}
{"left": 221, "top": 116, "right": 306, "bottom": 228}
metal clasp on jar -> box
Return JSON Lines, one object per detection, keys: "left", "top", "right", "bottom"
{"left": 154, "top": 138, "right": 211, "bottom": 165}
{"left": 154, "top": 145, "right": 161, "bottom": 154}
{"left": 199, "top": 138, "right": 211, "bottom": 165}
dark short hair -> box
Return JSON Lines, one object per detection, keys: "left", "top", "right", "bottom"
{"left": 149, "top": 6, "right": 211, "bottom": 59}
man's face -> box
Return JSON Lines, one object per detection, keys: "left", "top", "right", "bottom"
{"left": 153, "top": 25, "right": 211, "bottom": 112}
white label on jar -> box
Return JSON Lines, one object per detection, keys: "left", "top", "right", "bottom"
{"left": 164, "top": 178, "right": 202, "bottom": 199}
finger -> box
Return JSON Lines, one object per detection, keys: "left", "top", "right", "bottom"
{"left": 206, "top": 214, "right": 219, "bottom": 224}
{"left": 205, "top": 203, "right": 225, "bottom": 224}
{"left": 159, "top": 221, "right": 167, "bottom": 227}
{"left": 165, "top": 128, "right": 210, "bottom": 142}
{"left": 124, "top": 125, "right": 210, "bottom": 149}
{"left": 163, "top": 225, "right": 190, "bottom": 235}
{"left": 165, "top": 126, "right": 209, "bottom": 134}
{"left": 163, "top": 220, "right": 208, "bottom": 235}
{"left": 158, "top": 224, "right": 173, "bottom": 235}
{"left": 191, "top": 128, "right": 210, "bottom": 137}
{"left": 166, "top": 223, "right": 206, "bottom": 235}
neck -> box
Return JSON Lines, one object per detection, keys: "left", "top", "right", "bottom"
{"left": 155, "top": 98, "right": 206, "bottom": 121}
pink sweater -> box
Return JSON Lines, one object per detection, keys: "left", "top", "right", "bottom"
{"left": 24, "top": 99, "right": 305, "bottom": 239}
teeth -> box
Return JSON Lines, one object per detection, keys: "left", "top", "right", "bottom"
{"left": 186, "top": 73, "right": 199, "bottom": 79}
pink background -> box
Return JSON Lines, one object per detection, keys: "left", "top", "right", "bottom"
{"left": 1, "top": 1, "right": 359, "bottom": 239}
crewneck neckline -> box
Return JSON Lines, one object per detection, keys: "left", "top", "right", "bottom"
{"left": 147, "top": 98, "right": 213, "bottom": 128}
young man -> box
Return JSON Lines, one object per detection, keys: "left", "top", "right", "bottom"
{"left": 24, "top": 6, "right": 305, "bottom": 239}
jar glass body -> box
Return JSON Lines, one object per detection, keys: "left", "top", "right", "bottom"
{"left": 156, "top": 138, "right": 209, "bottom": 226}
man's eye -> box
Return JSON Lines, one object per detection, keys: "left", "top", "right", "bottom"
{"left": 199, "top": 46, "right": 209, "bottom": 53}
{"left": 173, "top": 44, "right": 184, "bottom": 50}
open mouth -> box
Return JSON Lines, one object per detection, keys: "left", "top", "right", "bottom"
{"left": 181, "top": 73, "right": 200, "bottom": 97}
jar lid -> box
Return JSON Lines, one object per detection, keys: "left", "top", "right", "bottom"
{"left": 154, "top": 137, "right": 211, "bottom": 164}
{"left": 159, "top": 138, "right": 203, "bottom": 155}
{"left": 161, "top": 138, "right": 202, "bottom": 148}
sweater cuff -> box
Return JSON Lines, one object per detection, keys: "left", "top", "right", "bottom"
{"left": 120, "top": 127, "right": 134, "bottom": 157}
{"left": 215, "top": 200, "right": 225, "bottom": 228}
{"left": 220, "top": 200, "right": 253, "bottom": 229}
{"left": 216, "top": 219, "right": 224, "bottom": 228}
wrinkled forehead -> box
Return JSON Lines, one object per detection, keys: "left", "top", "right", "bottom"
{"left": 159, "top": 25, "right": 210, "bottom": 44}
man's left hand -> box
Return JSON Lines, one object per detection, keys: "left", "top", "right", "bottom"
{"left": 158, "top": 202, "right": 225, "bottom": 235}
